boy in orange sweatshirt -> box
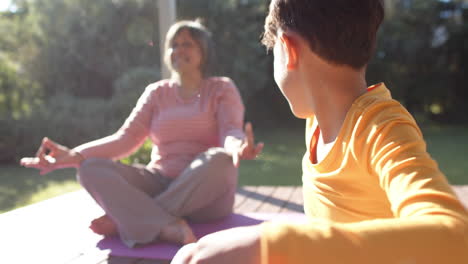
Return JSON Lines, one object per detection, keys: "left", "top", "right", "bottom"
{"left": 172, "top": 0, "right": 468, "bottom": 263}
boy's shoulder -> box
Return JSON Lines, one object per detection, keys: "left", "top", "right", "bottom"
{"left": 350, "top": 83, "right": 417, "bottom": 129}
{"left": 355, "top": 83, "right": 408, "bottom": 117}
{"left": 355, "top": 83, "right": 394, "bottom": 108}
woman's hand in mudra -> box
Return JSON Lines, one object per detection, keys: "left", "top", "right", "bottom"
{"left": 232, "top": 122, "right": 264, "bottom": 168}
{"left": 20, "top": 137, "right": 84, "bottom": 175}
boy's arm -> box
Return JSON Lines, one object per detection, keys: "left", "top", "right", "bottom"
{"left": 260, "top": 120, "right": 468, "bottom": 264}
{"left": 261, "top": 212, "right": 468, "bottom": 263}
{"left": 171, "top": 226, "right": 261, "bottom": 264}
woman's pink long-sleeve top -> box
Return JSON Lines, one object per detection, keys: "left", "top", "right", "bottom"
{"left": 74, "top": 77, "right": 245, "bottom": 178}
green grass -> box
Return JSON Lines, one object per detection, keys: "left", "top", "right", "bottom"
{"left": 0, "top": 167, "right": 81, "bottom": 213}
{"left": 1, "top": 124, "right": 467, "bottom": 213}
{"left": 421, "top": 125, "right": 468, "bottom": 185}
{"left": 238, "top": 128, "right": 304, "bottom": 186}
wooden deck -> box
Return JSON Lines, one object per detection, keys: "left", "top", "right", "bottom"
{"left": 1, "top": 185, "right": 467, "bottom": 264}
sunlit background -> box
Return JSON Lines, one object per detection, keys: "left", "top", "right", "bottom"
{"left": 0, "top": 0, "right": 15, "bottom": 12}
{"left": 1, "top": 0, "right": 467, "bottom": 213}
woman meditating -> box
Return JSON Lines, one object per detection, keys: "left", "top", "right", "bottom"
{"left": 20, "top": 20, "right": 263, "bottom": 248}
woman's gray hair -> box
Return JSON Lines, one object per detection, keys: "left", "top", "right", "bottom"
{"left": 164, "top": 19, "right": 216, "bottom": 78}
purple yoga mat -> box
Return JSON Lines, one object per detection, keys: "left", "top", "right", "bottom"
{"left": 96, "top": 213, "right": 307, "bottom": 260}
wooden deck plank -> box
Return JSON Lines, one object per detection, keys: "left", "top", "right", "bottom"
{"left": 0, "top": 190, "right": 105, "bottom": 264}
{"left": 234, "top": 186, "right": 257, "bottom": 209}
{"left": 68, "top": 247, "right": 170, "bottom": 264}
{"left": 256, "top": 186, "right": 296, "bottom": 213}
{"left": 281, "top": 186, "right": 304, "bottom": 213}
{"left": 2, "top": 185, "right": 468, "bottom": 264}
{"left": 235, "top": 186, "right": 277, "bottom": 213}
{"left": 65, "top": 247, "right": 110, "bottom": 264}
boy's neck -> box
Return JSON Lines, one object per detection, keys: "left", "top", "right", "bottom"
{"left": 307, "top": 65, "right": 367, "bottom": 144}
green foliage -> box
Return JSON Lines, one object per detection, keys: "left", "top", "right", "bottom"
{"left": 0, "top": 65, "right": 163, "bottom": 163}
{"left": 27, "top": 0, "right": 160, "bottom": 98}
{"left": 0, "top": 57, "right": 42, "bottom": 163}
{"left": 0, "top": 0, "right": 164, "bottom": 162}
{"left": 368, "top": 0, "right": 468, "bottom": 122}
{"left": 0, "top": 12, "right": 42, "bottom": 120}
{"left": 0, "top": 95, "right": 116, "bottom": 163}
{"left": 120, "top": 139, "right": 152, "bottom": 165}
{"left": 0, "top": 59, "right": 22, "bottom": 118}
{"left": 1, "top": 65, "right": 162, "bottom": 163}
{"left": 2, "top": 0, "right": 468, "bottom": 164}
{"left": 112, "top": 66, "right": 160, "bottom": 118}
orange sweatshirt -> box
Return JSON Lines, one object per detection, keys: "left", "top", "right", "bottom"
{"left": 260, "top": 84, "right": 468, "bottom": 264}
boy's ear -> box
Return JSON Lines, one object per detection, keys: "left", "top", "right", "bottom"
{"left": 279, "top": 32, "right": 298, "bottom": 70}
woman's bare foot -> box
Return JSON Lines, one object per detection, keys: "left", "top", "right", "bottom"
{"left": 89, "top": 214, "right": 118, "bottom": 236}
{"left": 160, "top": 219, "right": 197, "bottom": 245}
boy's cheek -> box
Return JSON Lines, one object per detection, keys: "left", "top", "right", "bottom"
{"left": 273, "top": 46, "right": 287, "bottom": 88}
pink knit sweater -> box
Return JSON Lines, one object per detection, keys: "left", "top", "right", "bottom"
{"left": 74, "top": 77, "right": 245, "bottom": 178}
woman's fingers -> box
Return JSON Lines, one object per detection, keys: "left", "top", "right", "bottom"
{"left": 20, "top": 157, "right": 47, "bottom": 167}
{"left": 22, "top": 137, "right": 59, "bottom": 169}
{"left": 254, "top": 142, "right": 264, "bottom": 156}
{"left": 20, "top": 157, "right": 39, "bottom": 167}
{"left": 41, "top": 138, "right": 61, "bottom": 156}
{"left": 247, "top": 142, "right": 263, "bottom": 159}
{"left": 237, "top": 142, "right": 263, "bottom": 161}
{"left": 20, "top": 157, "right": 54, "bottom": 175}
{"left": 35, "top": 137, "right": 48, "bottom": 157}
{"left": 36, "top": 137, "right": 62, "bottom": 158}
{"left": 236, "top": 122, "right": 264, "bottom": 161}
{"left": 20, "top": 157, "right": 47, "bottom": 170}
{"left": 20, "top": 138, "right": 70, "bottom": 175}
{"left": 244, "top": 122, "right": 255, "bottom": 146}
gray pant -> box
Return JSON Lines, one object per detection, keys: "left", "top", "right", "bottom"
{"left": 77, "top": 147, "right": 237, "bottom": 247}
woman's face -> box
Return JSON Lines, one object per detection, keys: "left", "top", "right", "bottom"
{"left": 169, "top": 29, "right": 203, "bottom": 75}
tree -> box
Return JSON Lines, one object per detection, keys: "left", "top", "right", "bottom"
{"left": 368, "top": 0, "right": 468, "bottom": 123}
{"left": 28, "top": 0, "right": 160, "bottom": 98}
